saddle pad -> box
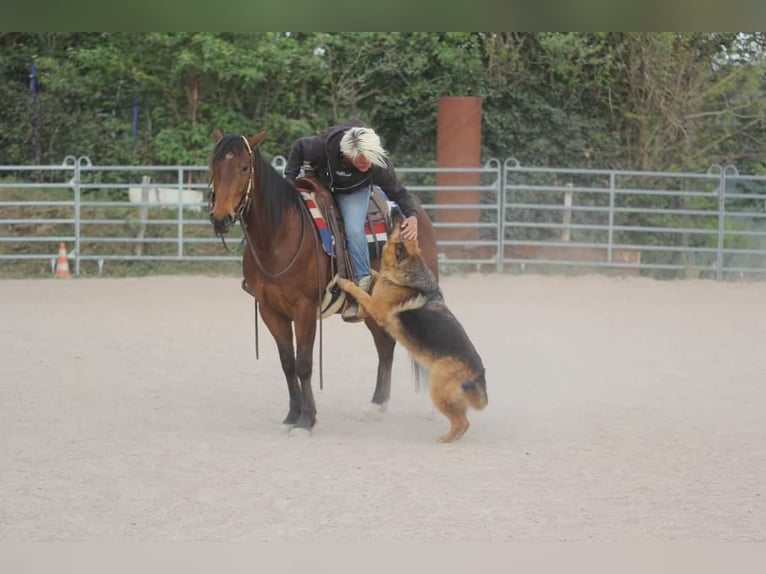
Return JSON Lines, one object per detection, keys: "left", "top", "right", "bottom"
{"left": 300, "top": 191, "right": 391, "bottom": 258}
{"left": 300, "top": 191, "right": 335, "bottom": 257}
{"left": 366, "top": 219, "right": 387, "bottom": 243}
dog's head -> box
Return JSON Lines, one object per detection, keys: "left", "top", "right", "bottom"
{"left": 383, "top": 212, "right": 421, "bottom": 270}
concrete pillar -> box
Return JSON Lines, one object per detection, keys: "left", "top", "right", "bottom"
{"left": 436, "top": 96, "right": 482, "bottom": 259}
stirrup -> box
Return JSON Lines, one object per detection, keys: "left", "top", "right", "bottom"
{"left": 341, "top": 300, "right": 363, "bottom": 323}
{"left": 357, "top": 274, "right": 373, "bottom": 292}
{"left": 318, "top": 275, "right": 346, "bottom": 319}
{"left": 341, "top": 275, "right": 372, "bottom": 323}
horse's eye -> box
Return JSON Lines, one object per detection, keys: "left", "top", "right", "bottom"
{"left": 242, "top": 165, "right": 249, "bottom": 173}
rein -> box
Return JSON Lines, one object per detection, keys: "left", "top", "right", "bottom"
{"left": 210, "top": 135, "right": 307, "bottom": 278}
{"left": 216, "top": 234, "right": 244, "bottom": 254}
{"left": 239, "top": 210, "right": 307, "bottom": 279}
{"left": 239, "top": 195, "right": 324, "bottom": 388}
{"left": 209, "top": 135, "right": 252, "bottom": 254}
{"left": 210, "top": 134, "right": 327, "bottom": 389}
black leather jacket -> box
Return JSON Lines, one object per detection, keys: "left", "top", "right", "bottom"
{"left": 284, "top": 118, "right": 417, "bottom": 218}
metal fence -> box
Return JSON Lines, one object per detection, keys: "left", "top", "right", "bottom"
{"left": 2, "top": 157, "right": 765, "bottom": 279}
{"left": 502, "top": 161, "right": 766, "bottom": 279}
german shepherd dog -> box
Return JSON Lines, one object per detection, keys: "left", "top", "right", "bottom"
{"left": 338, "top": 213, "right": 488, "bottom": 442}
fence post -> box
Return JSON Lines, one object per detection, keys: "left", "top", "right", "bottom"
{"left": 484, "top": 158, "right": 503, "bottom": 272}
{"left": 607, "top": 172, "right": 615, "bottom": 264}
{"left": 73, "top": 159, "right": 81, "bottom": 275}
{"left": 74, "top": 156, "right": 91, "bottom": 275}
{"left": 561, "top": 182, "right": 573, "bottom": 242}
{"left": 501, "top": 158, "right": 520, "bottom": 273}
{"left": 716, "top": 170, "right": 725, "bottom": 280}
{"left": 136, "top": 175, "right": 150, "bottom": 257}
{"left": 178, "top": 167, "right": 184, "bottom": 258}
{"left": 272, "top": 155, "right": 287, "bottom": 176}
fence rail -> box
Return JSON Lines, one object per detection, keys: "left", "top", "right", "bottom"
{"left": 2, "top": 158, "right": 765, "bottom": 279}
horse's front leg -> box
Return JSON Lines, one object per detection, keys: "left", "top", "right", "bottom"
{"left": 257, "top": 303, "right": 301, "bottom": 425}
{"left": 365, "top": 321, "right": 396, "bottom": 414}
{"left": 292, "top": 302, "right": 319, "bottom": 431}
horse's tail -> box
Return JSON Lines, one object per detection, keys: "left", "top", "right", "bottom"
{"left": 461, "top": 369, "right": 488, "bottom": 410}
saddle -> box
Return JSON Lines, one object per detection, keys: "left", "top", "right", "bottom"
{"left": 294, "top": 175, "right": 394, "bottom": 318}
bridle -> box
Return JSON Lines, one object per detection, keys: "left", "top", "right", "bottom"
{"left": 208, "top": 133, "right": 332, "bottom": 391}
{"left": 208, "top": 135, "right": 254, "bottom": 253}
{"left": 209, "top": 135, "right": 309, "bottom": 279}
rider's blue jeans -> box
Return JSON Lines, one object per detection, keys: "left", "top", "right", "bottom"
{"left": 334, "top": 185, "right": 371, "bottom": 282}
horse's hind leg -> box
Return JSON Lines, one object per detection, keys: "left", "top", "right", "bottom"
{"left": 258, "top": 305, "right": 301, "bottom": 425}
{"left": 364, "top": 321, "right": 396, "bottom": 414}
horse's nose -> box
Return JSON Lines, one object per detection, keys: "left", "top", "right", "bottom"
{"left": 211, "top": 213, "right": 234, "bottom": 234}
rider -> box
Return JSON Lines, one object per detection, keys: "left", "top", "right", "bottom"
{"left": 284, "top": 118, "right": 419, "bottom": 322}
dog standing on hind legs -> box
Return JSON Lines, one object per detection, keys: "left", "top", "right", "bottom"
{"left": 338, "top": 213, "right": 488, "bottom": 442}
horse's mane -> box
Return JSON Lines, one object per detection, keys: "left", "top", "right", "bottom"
{"left": 213, "top": 134, "right": 303, "bottom": 228}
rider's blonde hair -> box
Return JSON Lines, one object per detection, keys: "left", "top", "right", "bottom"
{"left": 339, "top": 127, "right": 388, "bottom": 168}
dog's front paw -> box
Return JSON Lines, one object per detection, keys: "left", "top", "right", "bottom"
{"left": 337, "top": 278, "right": 354, "bottom": 292}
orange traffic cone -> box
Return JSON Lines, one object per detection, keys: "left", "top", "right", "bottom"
{"left": 55, "top": 242, "right": 71, "bottom": 279}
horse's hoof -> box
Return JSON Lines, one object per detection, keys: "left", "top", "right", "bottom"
{"left": 288, "top": 426, "right": 312, "bottom": 438}
{"left": 282, "top": 411, "right": 300, "bottom": 426}
{"left": 366, "top": 400, "right": 389, "bottom": 414}
{"left": 357, "top": 401, "right": 389, "bottom": 420}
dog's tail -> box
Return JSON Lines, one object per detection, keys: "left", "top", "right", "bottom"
{"left": 461, "top": 369, "right": 488, "bottom": 410}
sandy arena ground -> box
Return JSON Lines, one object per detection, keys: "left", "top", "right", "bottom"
{"left": 0, "top": 274, "right": 764, "bottom": 541}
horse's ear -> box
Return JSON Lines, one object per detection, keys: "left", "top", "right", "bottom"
{"left": 212, "top": 128, "right": 224, "bottom": 143}
{"left": 248, "top": 130, "right": 268, "bottom": 149}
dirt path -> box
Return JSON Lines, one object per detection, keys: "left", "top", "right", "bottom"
{"left": 1, "top": 274, "right": 764, "bottom": 541}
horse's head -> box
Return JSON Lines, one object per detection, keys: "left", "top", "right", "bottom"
{"left": 208, "top": 128, "right": 268, "bottom": 234}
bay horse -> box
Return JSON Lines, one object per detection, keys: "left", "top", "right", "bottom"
{"left": 208, "top": 128, "right": 439, "bottom": 432}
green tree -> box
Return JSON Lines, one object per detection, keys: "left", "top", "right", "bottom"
{"left": 1, "top": 32, "right": 765, "bottom": 174}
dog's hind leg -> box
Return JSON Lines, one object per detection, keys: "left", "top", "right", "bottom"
{"left": 429, "top": 363, "right": 470, "bottom": 443}
{"left": 434, "top": 400, "right": 470, "bottom": 443}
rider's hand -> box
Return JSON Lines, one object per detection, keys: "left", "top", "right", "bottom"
{"left": 401, "top": 215, "right": 418, "bottom": 241}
